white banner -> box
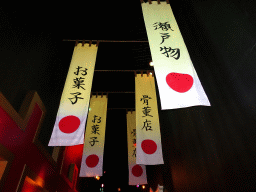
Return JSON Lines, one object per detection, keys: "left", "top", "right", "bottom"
{"left": 127, "top": 111, "right": 147, "bottom": 185}
{"left": 79, "top": 95, "right": 108, "bottom": 177}
{"left": 141, "top": 1, "right": 210, "bottom": 110}
{"left": 135, "top": 73, "right": 164, "bottom": 165}
{"left": 48, "top": 43, "right": 98, "bottom": 146}
{"left": 150, "top": 185, "right": 163, "bottom": 192}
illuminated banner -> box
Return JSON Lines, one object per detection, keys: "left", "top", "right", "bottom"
{"left": 48, "top": 43, "right": 98, "bottom": 146}
{"left": 150, "top": 185, "right": 163, "bottom": 192}
{"left": 127, "top": 111, "right": 147, "bottom": 185}
{"left": 79, "top": 95, "right": 108, "bottom": 177}
{"left": 141, "top": 1, "right": 210, "bottom": 110}
{"left": 135, "top": 73, "right": 164, "bottom": 165}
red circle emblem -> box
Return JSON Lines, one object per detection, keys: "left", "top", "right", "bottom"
{"left": 58, "top": 115, "right": 80, "bottom": 133}
{"left": 141, "top": 139, "right": 157, "bottom": 154}
{"left": 132, "top": 165, "right": 143, "bottom": 177}
{"left": 86, "top": 154, "right": 99, "bottom": 168}
{"left": 166, "top": 72, "right": 194, "bottom": 93}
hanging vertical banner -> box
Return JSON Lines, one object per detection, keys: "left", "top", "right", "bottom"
{"left": 135, "top": 73, "right": 164, "bottom": 165}
{"left": 141, "top": 1, "right": 210, "bottom": 110}
{"left": 158, "top": 185, "right": 164, "bottom": 192}
{"left": 48, "top": 43, "right": 98, "bottom": 146}
{"left": 127, "top": 111, "right": 147, "bottom": 185}
{"left": 80, "top": 95, "right": 108, "bottom": 177}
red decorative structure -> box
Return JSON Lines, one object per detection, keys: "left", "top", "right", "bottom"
{"left": 0, "top": 91, "right": 83, "bottom": 192}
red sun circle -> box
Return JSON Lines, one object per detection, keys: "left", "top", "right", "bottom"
{"left": 141, "top": 139, "right": 157, "bottom": 154}
{"left": 86, "top": 154, "right": 99, "bottom": 168}
{"left": 132, "top": 165, "right": 143, "bottom": 177}
{"left": 58, "top": 115, "right": 80, "bottom": 134}
{"left": 166, "top": 72, "right": 194, "bottom": 93}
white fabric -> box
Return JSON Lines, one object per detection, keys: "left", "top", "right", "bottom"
{"left": 80, "top": 95, "right": 108, "bottom": 177}
{"left": 141, "top": 1, "right": 210, "bottom": 110}
{"left": 48, "top": 43, "right": 98, "bottom": 146}
{"left": 127, "top": 111, "right": 147, "bottom": 185}
{"left": 135, "top": 74, "right": 164, "bottom": 165}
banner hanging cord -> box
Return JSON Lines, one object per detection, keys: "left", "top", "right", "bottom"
{"left": 140, "top": 0, "right": 170, "bottom": 3}
{"left": 93, "top": 70, "right": 154, "bottom": 77}
{"left": 63, "top": 39, "right": 149, "bottom": 43}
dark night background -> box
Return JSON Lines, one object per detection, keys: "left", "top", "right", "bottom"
{"left": 1, "top": 0, "right": 256, "bottom": 191}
